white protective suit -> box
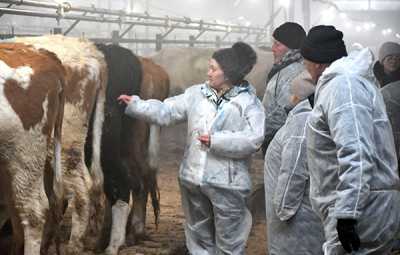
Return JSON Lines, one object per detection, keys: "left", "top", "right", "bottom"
{"left": 265, "top": 100, "right": 324, "bottom": 255}
{"left": 125, "top": 83, "right": 265, "bottom": 255}
{"left": 306, "top": 48, "right": 400, "bottom": 254}
{"left": 381, "top": 80, "right": 400, "bottom": 168}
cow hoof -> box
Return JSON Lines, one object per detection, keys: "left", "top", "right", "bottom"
{"left": 66, "top": 243, "right": 83, "bottom": 255}
{"left": 104, "top": 246, "right": 119, "bottom": 255}
{"left": 136, "top": 232, "right": 149, "bottom": 241}
{"left": 125, "top": 232, "right": 136, "bottom": 246}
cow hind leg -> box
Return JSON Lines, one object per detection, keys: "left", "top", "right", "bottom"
{"left": 41, "top": 194, "right": 68, "bottom": 255}
{"left": 14, "top": 178, "right": 47, "bottom": 255}
{"left": 10, "top": 216, "right": 23, "bottom": 255}
{"left": 0, "top": 205, "right": 9, "bottom": 231}
{"left": 104, "top": 200, "right": 129, "bottom": 255}
{"left": 94, "top": 199, "right": 111, "bottom": 252}
{"left": 21, "top": 216, "right": 45, "bottom": 255}
{"left": 67, "top": 191, "right": 90, "bottom": 255}
{"left": 126, "top": 190, "right": 148, "bottom": 246}
{"left": 103, "top": 158, "right": 131, "bottom": 254}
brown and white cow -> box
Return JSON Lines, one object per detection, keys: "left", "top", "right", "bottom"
{"left": 0, "top": 43, "right": 65, "bottom": 255}
{"left": 13, "top": 35, "right": 108, "bottom": 254}
{"left": 150, "top": 47, "right": 273, "bottom": 98}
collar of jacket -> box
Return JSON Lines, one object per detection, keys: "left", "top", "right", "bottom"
{"left": 200, "top": 82, "right": 251, "bottom": 107}
{"left": 266, "top": 49, "right": 303, "bottom": 82}
{"left": 287, "top": 99, "right": 312, "bottom": 118}
{"left": 314, "top": 48, "right": 376, "bottom": 103}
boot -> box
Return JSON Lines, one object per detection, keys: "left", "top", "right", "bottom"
{"left": 104, "top": 200, "right": 129, "bottom": 255}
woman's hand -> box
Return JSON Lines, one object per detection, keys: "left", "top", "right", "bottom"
{"left": 117, "top": 95, "right": 133, "bottom": 105}
{"left": 197, "top": 134, "right": 211, "bottom": 147}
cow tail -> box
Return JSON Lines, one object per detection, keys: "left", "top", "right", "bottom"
{"left": 147, "top": 124, "right": 161, "bottom": 228}
{"left": 90, "top": 80, "right": 106, "bottom": 192}
{"left": 149, "top": 174, "right": 160, "bottom": 229}
{"left": 148, "top": 125, "right": 160, "bottom": 170}
{"left": 53, "top": 78, "right": 65, "bottom": 201}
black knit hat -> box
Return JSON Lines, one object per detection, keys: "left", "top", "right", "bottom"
{"left": 212, "top": 42, "right": 257, "bottom": 85}
{"left": 273, "top": 22, "right": 306, "bottom": 49}
{"left": 301, "top": 25, "right": 348, "bottom": 64}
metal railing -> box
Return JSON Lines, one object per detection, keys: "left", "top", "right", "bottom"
{"left": 0, "top": 0, "right": 271, "bottom": 49}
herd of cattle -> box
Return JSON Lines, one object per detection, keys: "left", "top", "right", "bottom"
{"left": 0, "top": 35, "right": 273, "bottom": 255}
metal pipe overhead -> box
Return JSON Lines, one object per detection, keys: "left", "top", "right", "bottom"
{"left": 0, "top": 7, "right": 258, "bottom": 34}
{"left": 0, "top": 0, "right": 268, "bottom": 34}
{"left": 90, "top": 37, "right": 237, "bottom": 45}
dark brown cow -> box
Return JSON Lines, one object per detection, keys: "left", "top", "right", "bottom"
{"left": 0, "top": 43, "right": 64, "bottom": 255}
{"left": 84, "top": 44, "right": 143, "bottom": 255}
{"left": 125, "top": 57, "right": 170, "bottom": 243}
{"left": 86, "top": 52, "right": 169, "bottom": 255}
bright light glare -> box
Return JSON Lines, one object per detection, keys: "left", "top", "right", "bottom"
{"left": 321, "top": 7, "right": 335, "bottom": 22}
{"left": 382, "top": 28, "right": 393, "bottom": 36}
{"left": 279, "top": 0, "right": 290, "bottom": 8}
{"left": 339, "top": 13, "right": 347, "bottom": 19}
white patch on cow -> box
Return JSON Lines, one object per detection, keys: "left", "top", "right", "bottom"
{"left": 91, "top": 83, "right": 106, "bottom": 189}
{"left": 0, "top": 61, "right": 25, "bottom": 130}
{"left": 105, "top": 200, "right": 129, "bottom": 255}
{"left": 40, "top": 97, "right": 48, "bottom": 125}
{"left": 0, "top": 60, "right": 34, "bottom": 89}
{"left": 53, "top": 136, "right": 63, "bottom": 200}
{"left": 85, "top": 58, "right": 102, "bottom": 81}
{"left": 148, "top": 125, "right": 160, "bottom": 170}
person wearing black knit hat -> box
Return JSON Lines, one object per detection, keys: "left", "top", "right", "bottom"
{"left": 261, "top": 22, "right": 306, "bottom": 154}
{"left": 302, "top": 25, "right": 400, "bottom": 255}
{"left": 118, "top": 42, "right": 265, "bottom": 255}
{"left": 212, "top": 41, "right": 257, "bottom": 86}
{"left": 273, "top": 21, "right": 306, "bottom": 55}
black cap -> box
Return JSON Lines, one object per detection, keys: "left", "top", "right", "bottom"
{"left": 212, "top": 42, "right": 257, "bottom": 85}
{"left": 301, "top": 25, "right": 348, "bottom": 64}
{"left": 273, "top": 22, "right": 306, "bottom": 49}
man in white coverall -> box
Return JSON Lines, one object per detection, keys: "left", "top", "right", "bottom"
{"left": 301, "top": 25, "right": 400, "bottom": 254}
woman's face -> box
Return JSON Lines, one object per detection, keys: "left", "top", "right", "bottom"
{"left": 382, "top": 54, "right": 400, "bottom": 74}
{"left": 207, "top": 58, "right": 226, "bottom": 89}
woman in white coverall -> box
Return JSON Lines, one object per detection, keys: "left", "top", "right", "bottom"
{"left": 264, "top": 70, "right": 325, "bottom": 255}
{"left": 118, "top": 42, "right": 265, "bottom": 255}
